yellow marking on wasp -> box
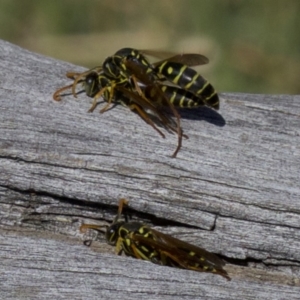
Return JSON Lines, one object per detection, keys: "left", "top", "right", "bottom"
{"left": 189, "top": 251, "right": 196, "bottom": 256}
{"left": 141, "top": 59, "right": 148, "bottom": 66}
{"left": 140, "top": 245, "right": 150, "bottom": 253}
{"left": 188, "top": 100, "right": 196, "bottom": 107}
{"left": 149, "top": 251, "right": 158, "bottom": 259}
{"left": 116, "top": 237, "right": 123, "bottom": 254}
{"left": 196, "top": 81, "right": 209, "bottom": 95}
{"left": 173, "top": 65, "right": 187, "bottom": 84}
{"left": 119, "top": 227, "right": 128, "bottom": 237}
{"left": 135, "top": 246, "right": 150, "bottom": 260}
{"left": 179, "top": 96, "right": 186, "bottom": 107}
{"left": 200, "top": 257, "right": 205, "bottom": 261}
{"left": 169, "top": 90, "right": 177, "bottom": 104}
{"left": 125, "top": 238, "right": 131, "bottom": 247}
{"left": 167, "top": 66, "right": 173, "bottom": 75}
{"left": 184, "top": 73, "right": 199, "bottom": 89}
{"left": 206, "top": 91, "right": 217, "bottom": 100}
{"left": 158, "top": 62, "right": 167, "bottom": 76}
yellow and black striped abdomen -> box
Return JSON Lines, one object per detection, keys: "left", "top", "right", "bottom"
{"left": 155, "top": 61, "right": 219, "bottom": 110}
{"left": 159, "top": 85, "right": 206, "bottom": 108}
{"left": 145, "top": 84, "right": 206, "bottom": 108}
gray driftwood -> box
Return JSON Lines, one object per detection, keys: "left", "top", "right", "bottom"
{"left": 0, "top": 39, "right": 299, "bottom": 299}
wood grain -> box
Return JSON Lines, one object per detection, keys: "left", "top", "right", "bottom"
{"left": 0, "top": 39, "right": 299, "bottom": 299}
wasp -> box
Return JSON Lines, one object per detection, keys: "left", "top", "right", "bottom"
{"left": 53, "top": 48, "right": 219, "bottom": 157}
{"left": 80, "top": 199, "right": 230, "bottom": 280}
{"left": 102, "top": 47, "right": 219, "bottom": 110}
{"left": 100, "top": 48, "right": 220, "bottom": 156}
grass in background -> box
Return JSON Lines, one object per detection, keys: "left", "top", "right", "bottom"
{"left": 1, "top": 0, "right": 299, "bottom": 94}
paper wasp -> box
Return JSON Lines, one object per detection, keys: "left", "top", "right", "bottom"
{"left": 80, "top": 199, "right": 230, "bottom": 280}
{"left": 102, "top": 47, "right": 219, "bottom": 110}
{"left": 101, "top": 48, "right": 220, "bottom": 155}
{"left": 53, "top": 48, "right": 219, "bottom": 157}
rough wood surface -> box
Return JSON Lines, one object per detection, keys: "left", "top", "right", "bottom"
{"left": 0, "top": 39, "right": 299, "bottom": 299}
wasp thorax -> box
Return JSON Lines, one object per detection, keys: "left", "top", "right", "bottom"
{"left": 103, "top": 56, "right": 124, "bottom": 79}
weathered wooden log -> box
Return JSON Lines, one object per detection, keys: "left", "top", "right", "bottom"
{"left": 0, "top": 39, "right": 299, "bottom": 299}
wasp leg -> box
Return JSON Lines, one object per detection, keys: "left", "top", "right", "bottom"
{"left": 160, "top": 89, "right": 183, "bottom": 158}
{"left": 126, "top": 232, "right": 146, "bottom": 260}
{"left": 135, "top": 75, "right": 183, "bottom": 158}
{"left": 115, "top": 237, "right": 124, "bottom": 255}
{"left": 112, "top": 198, "right": 129, "bottom": 223}
{"left": 130, "top": 243, "right": 144, "bottom": 260}
{"left": 99, "top": 85, "right": 116, "bottom": 114}
{"left": 53, "top": 71, "right": 86, "bottom": 101}
{"left": 87, "top": 86, "right": 109, "bottom": 113}
{"left": 130, "top": 75, "right": 151, "bottom": 103}
{"left": 117, "top": 198, "right": 128, "bottom": 215}
{"left": 53, "top": 83, "right": 75, "bottom": 101}
{"left": 128, "top": 103, "right": 166, "bottom": 138}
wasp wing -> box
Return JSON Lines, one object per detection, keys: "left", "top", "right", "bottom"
{"left": 140, "top": 50, "right": 209, "bottom": 66}
{"left": 116, "top": 61, "right": 181, "bottom": 132}
{"left": 117, "top": 85, "right": 178, "bottom": 136}
{"left": 151, "top": 228, "right": 225, "bottom": 265}
{"left": 130, "top": 227, "right": 230, "bottom": 280}
{"left": 153, "top": 54, "right": 209, "bottom": 67}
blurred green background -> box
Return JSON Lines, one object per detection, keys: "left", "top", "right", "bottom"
{"left": 1, "top": 0, "right": 299, "bottom": 94}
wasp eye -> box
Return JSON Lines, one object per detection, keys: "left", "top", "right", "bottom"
{"left": 86, "top": 77, "right": 93, "bottom": 85}
{"left": 105, "top": 226, "right": 117, "bottom": 245}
